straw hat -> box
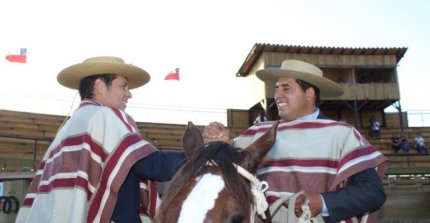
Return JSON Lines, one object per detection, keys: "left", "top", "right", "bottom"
{"left": 256, "top": 59, "right": 343, "bottom": 97}
{"left": 57, "top": 56, "right": 150, "bottom": 90}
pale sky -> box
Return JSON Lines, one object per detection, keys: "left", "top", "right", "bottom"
{"left": 1, "top": 0, "right": 429, "bottom": 125}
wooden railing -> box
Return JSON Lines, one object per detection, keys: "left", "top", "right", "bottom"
{"left": 337, "top": 83, "right": 400, "bottom": 100}
{"left": 0, "top": 135, "right": 51, "bottom": 170}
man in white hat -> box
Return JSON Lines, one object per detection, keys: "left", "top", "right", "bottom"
{"left": 203, "top": 59, "right": 388, "bottom": 223}
{"left": 16, "top": 56, "right": 185, "bottom": 223}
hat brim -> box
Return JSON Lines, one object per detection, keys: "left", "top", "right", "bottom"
{"left": 256, "top": 69, "right": 343, "bottom": 98}
{"left": 57, "top": 62, "right": 150, "bottom": 90}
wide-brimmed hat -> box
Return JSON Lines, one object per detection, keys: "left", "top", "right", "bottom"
{"left": 57, "top": 56, "right": 150, "bottom": 90}
{"left": 256, "top": 59, "right": 343, "bottom": 97}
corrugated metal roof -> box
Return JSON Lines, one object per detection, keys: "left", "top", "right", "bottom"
{"left": 236, "top": 43, "right": 408, "bottom": 77}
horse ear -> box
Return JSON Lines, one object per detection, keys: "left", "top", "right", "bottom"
{"left": 242, "top": 121, "right": 278, "bottom": 173}
{"left": 182, "top": 121, "right": 204, "bottom": 157}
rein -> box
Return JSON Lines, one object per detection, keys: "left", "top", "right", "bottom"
{"left": 206, "top": 160, "right": 269, "bottom": 223}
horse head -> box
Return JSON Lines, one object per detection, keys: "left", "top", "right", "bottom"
{"left": 155, "top": 121, "right": 278, "bottom": 223}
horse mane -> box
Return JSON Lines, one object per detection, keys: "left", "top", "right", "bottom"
{"left": 158, "top": 141, "right": 253, "bottom": 213}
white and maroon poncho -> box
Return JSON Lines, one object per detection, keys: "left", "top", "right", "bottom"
{"left": 16, "top": 101, "right": 158, "bottom": 223}
{"left": 233, "top": 120, "right": 388, "bottom": 223}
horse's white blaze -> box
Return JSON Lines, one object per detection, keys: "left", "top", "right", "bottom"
{"left": 178, "top": 173, "right": 225, "bottom": 223}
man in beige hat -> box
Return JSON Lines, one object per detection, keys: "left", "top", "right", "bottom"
{"left": 203, "top": 59, "right": 388, "bottom": 223}
{"left": 16, "top": 56, "right": 185, "bottom": 223}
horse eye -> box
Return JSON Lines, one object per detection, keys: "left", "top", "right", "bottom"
{"left": 231, "top": 214, "right": 245, "bottom": 223}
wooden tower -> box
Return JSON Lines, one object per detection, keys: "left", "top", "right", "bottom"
{"left": 233, "top": 43, "right": 408, "bottom": 129}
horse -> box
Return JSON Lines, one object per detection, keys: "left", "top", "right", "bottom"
{"left": 154, "top": 121, "right": 278, "bottom": 223}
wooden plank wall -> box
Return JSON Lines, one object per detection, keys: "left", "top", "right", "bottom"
{"left": 227, "top": 109, "right": 251, "bottom": 129}
{"left": 338, "top": 83, "right": 400, "bottom": 100}
{"left": 0, "top": 110, "right": 65, "bottom": 171}
{"left": 0, "top": 109, "right": 428, "bottom": 174}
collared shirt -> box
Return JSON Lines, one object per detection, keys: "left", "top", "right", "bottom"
{"left": 296, "top": 108, "right": 320, "bottom": 121}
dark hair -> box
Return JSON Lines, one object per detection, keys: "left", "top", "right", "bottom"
{"left": 78, "top": 74, "right": 117, "bottom": 100}
{"left": 295, "top": 79, "right": 320, "bottom": 104}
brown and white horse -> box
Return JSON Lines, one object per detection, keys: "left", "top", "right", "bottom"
{"left": 154, "top": 121, "right": 278, "bottom": 223}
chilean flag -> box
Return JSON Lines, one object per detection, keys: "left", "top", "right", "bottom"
{"left": 164, "top": 68, "right": 180, "bottom": 81}
{"left": 5, "top": 48, "right": 27, "bottom": 63}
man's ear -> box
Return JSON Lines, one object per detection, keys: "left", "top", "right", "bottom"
{"left": 93, "top": 78, "right": 105, "bottom": 94}
{"left": 305, "top": 87, "right": 316, "bottom": 101}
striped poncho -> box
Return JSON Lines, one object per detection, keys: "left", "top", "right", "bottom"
{"left": 16, "top": 101, "right": 158, "bottom": 223}
{"left": 233, "top": 120, "right": 388, "bottom": 223}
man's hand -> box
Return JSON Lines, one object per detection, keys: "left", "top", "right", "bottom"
{"left": 283, "top": 190, "right": 323, "bottom": 217}
{"left": 301, "top": 192, "right": 323, "bottom": 217}
{"left": 202, "top": 122, "right": 230, "bottom": 143}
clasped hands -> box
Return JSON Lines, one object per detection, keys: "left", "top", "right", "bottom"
{"left": 203, "top": 121, "right": 230, "bottom": 143}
